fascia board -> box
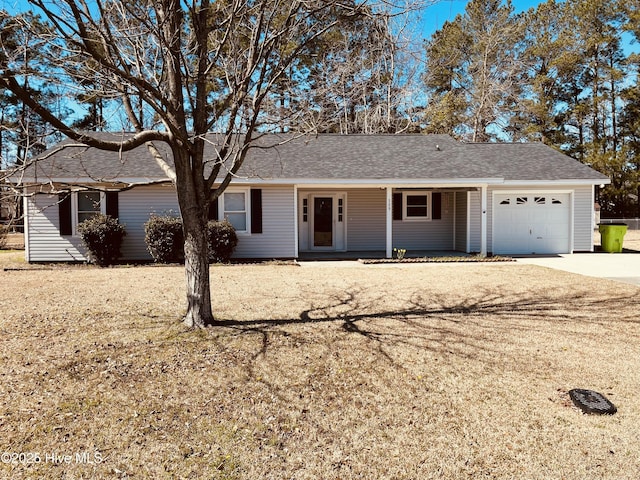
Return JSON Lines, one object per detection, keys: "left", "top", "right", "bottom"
{"left": 501, "top": 179, "right": 611, "bottom": 186}
{"left": 223, "top": 177, "right": 505, "bottom": 187}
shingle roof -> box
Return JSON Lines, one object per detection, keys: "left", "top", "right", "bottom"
{"left": 21, "top": 133, "right": 608, "bottom": 184}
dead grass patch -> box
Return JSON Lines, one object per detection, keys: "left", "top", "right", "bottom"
{"left": 1, "top": 261, "right": 639, "bottom": 479}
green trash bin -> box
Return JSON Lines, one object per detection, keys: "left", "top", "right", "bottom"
{"left": 598, "top": 223, "right": 628, "bottom": 253}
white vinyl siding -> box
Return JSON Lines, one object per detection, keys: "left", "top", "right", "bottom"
{"left": 233, "top": 186, "right": 296, "bottom": 258}
{"left": 345, "top": 189, "right": 386, "bottom": 250}
{"left": 393, "top": 192, "right": 454, "bottom": 250}
{"left": 26, "top": 184, "right": 297, "bottom": 262}
{"left": 454, "top": 191, "right": 468, "bottom": 252}
{"left": 25, "top": 192, "right": 87, "bottom": 262}
{"left": 468, "top": 189, "right": 482, "bottom": 253}
{"left": 121, "top": 185, "right": 297, "bottom": 260}
{"left": 572, "top": 185, "right": 595, "bottom": 251}
{"left": 118, "top": 184, "right": 181, "bottom": 261}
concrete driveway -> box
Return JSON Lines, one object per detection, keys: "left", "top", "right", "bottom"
{"left": 516, "top": 253, "right": 640, "bottom": 286}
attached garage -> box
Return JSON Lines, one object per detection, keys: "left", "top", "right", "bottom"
{"left": 493, "top": 192, "right": 571, "bottom": 255}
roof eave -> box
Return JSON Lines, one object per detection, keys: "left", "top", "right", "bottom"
{"left": 502, "top": 178, "right": 611, "bottom": 186}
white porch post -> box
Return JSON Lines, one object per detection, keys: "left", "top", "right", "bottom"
{"left": 293, "top": 185, "right": 299, "bottom": 258}
{"left": 386, "top": 186, "right": 393, "bottom": 258}
{"left": 480, "top": 184, "right": 488, "bottom": 257}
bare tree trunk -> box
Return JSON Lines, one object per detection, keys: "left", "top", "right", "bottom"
{"left": 174, "top": 148, "right": 214, "bottom": 328}
{"left": 182, "top": 211, "right": 214, "bottom": 328}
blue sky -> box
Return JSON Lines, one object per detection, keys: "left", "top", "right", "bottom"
{"left": 1, "top": 0, "right": 558, "bottom": 23}
{"left": 2, "top": 0, "right": 637, "bottom": 55}
{"left": 420, "top": 0, "right": 543, "bottom": 38}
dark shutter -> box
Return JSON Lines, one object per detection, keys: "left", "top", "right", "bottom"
{"left": 251, "top": 188, "right": 262, "bottom": 234}
{"left": 58, "top": 193, "right": 72, "bottom": 236}
{"left": 432, "top": 192, "right": 442, "bottom": 220}
{"left": 393, "top": 193, "right": 403, "bottom": 221}
{"left": 208, "top": 198, "right": 219, "bottom": 221}
{"left": 105, "top": 191, "right": 119, "bottom": 219}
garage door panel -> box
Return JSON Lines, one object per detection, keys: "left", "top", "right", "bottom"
{"left": 494, "top": 193, "right": 571, "bottom": 254}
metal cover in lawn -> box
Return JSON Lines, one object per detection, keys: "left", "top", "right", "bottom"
{"left": 568, "top": 389, "right": 617, "bottom": 415}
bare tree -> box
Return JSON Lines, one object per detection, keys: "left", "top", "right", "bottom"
{"left": 299, "top": 3, "right": 425, "bottom": 134}
{"left": 423, "top": 0, "right": 525, "bottom": 142}
{"left": 0, "top": 0, "right": 422, "bottom": 327}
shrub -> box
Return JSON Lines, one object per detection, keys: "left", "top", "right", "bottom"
{"left": 144, "top": 214, "right": 184, "bottom": 263}
{"left": 207, "top": 219, "right": 238, "bottom": 263}
{"left": 77, "top": 214, "right": 126, "bottom": 266}
{"left": 143, "top": 215, "right": 238, "bottom": 264}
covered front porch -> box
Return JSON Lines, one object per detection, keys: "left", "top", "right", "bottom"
{"left": 295, "top": 184, "right": 489, "bottom": 259}
{"left": 297, "top": 250, "right": 474, "bottom": 261}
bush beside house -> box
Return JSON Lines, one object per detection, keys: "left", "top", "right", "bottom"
{"left": 144, "top": 214, "right": 185, "bottom": 263}
{"left": 206, "top": 219, "right": 238, "bottom": 263}
{"left": 77, "top": 214, "right": 126, "bottom": 266}
{"left": 144, "top": 215, "right": 238, "bottom": 264}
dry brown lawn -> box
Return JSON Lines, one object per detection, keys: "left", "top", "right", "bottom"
{"left": 1, "top": 253, "right": 640, "bottom": 479}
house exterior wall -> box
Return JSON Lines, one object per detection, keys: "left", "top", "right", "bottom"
{"left": 298, "top": 188, "right": 386, "bottom": 252}
{"left": 25, "top": 182, "right": 597, "bottom": 261}
{"left": 298, "top": 189, "right": 459, "bottom": 252}
{"left": 572, "top": 185, "right": 596, "bottom": 251}
{"left": 468, "top": 190, "right": 482, "bottom": 253}
{"left": 234, "top": 185, "right": 296, "bottom": 258}
{"left": 25, "top": 191, "right": 86, "bottom": 262}
{"left": 346, "top": 189, "right": 386, "bottom": 250}
{"left": 119, "top": 184, "right": 181, "bottom": 260}
{"left": 454, "top": 191, "right": 468, "bottom": 252}
{"left": 487, "top": 184, "right": 595, "bottom": 253}
{"left": 26, "top": 184, "right": 297, "bottom": 262}
{"left": 392, "top": 192, "right": 455, "bottom": 250}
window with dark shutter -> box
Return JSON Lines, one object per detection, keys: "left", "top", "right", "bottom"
{"left": 58, "top": 193, "right": 73, "bottom": 236}
{"left": 251, "top": 189, "right": 262, "bottom": 234}
{"left": 393, "top": 193, "right": 403, "bottom": 220}
{"left": 208, "top": 198, "right": 219, "bottom": 221}
{"left": 105, "top": 191, "right": 119, "bottom": 219}
{"left": 432, "top": 192, "right": 442, "bottom": 220}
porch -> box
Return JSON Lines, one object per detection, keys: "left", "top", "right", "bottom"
{"left": 296, "top": 186, "right": 487, "bottom": 258}
{"left": 297, "top": 250, "right": 473, "bottom": 261}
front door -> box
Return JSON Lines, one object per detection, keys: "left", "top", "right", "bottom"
{"left": 298, "top": 192, "right": 346, "bottom": 252}
{"left": 313, "top": 197, "right": 334, "bottom": 247}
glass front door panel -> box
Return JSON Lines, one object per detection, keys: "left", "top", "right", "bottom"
{"left": 313, "top": 197, "right": 333, "bottom": 247}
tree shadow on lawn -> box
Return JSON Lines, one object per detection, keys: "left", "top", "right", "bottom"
{"left": 210, "top": 287, "right": 640, "bottom": 368}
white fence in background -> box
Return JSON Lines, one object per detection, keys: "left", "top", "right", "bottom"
{"left": 600, "top": 218, "right": 640, "bottom": 230}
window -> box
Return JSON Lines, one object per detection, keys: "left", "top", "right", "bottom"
{"left": 77, "top": 191, "right": 102, "bottom": 224}
{"left": 403, "top": 192, "right": 431, "bottom": 221}
{"left": 221, "top": 189, "right": 249, "bottom": 233}
{"left": 59, "top": 191, "right": 117, "bottom": 236}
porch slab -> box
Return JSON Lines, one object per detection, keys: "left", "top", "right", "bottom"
{"left": 297, "top": 250, "right": 472, "bottom": 261}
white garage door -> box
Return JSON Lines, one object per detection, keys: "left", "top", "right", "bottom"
{"left": 493, "top": 193, "right": 571, "bottom": 254}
